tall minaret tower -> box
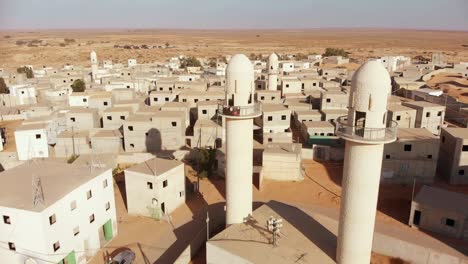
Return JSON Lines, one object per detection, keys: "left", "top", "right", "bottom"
{"left": 335, "top": 61, "right": 397, "bottom": 264}
{"left": 267, "top": 53, "right": 279, "bottom": 91}
{"left": 219, "top": 54, "right": 261, "bottom": 226}
{"left": 90, "top": 50, "right": 98, "bottom": 83}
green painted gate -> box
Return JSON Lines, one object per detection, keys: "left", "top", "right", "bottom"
{"left": 103, "top": 219, "right": 113, "bottom": 241}
{"left": 58, "top": 251, "right": 76, "bottom": 264}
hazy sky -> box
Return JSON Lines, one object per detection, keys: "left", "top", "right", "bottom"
{"left": 1, "top": 0, "right": 467, "bottom": 30}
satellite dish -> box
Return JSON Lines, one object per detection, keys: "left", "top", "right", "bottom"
{"left": 25, "top": 258, "right": 38, "bottom": 264}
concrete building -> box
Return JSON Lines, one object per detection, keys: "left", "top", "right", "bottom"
{"left": 218, "top": 54, "right": 261, "bottom": 226}
{"left": 301, "top": 121, "right": 336, "bottom": 145}
{"left": 258, "top": 104, "right": 291, "bottom": 134}
{"left": 55, "top": 131, "right": 91, "bottom": 158}
{"left": 335, "top": 61, "right": 397, "bottom": 264}
{"left": 65, "top": 108, "right": 100, "bottom": 131}
{"left": 102, "top": 107, "right": 133, "bottom": 129}
{"left": 402, "top": 101, "right": 445, "bottom": 135}
{"left": 320, "top": 109, "right": 348, "bottom": 123}
{"left": 90, "top": 130, "right": 123, "bottom": 154}
{"left": 281, "top": 77, "right": 302, "bottom": 95}
{"left": 409, "top": 186, "right": 468, "bottom": 240}
{"left": 261, "top": 143, "right": 303, "bottom": 181}
{"left": 193, "top": 119, "right": 223, "bottom": 148}
{"left": 382, "top": 128, "right": 439, "bottom": 184}
{"left": 293, "top": 110, "right": 323, "bottom": 127}
{"left": 125, "top": 158, "right": 185, "bottom": 217}
{"left": 149, "top": 91, "right": 177, "bottom": 106}
{"left": 320, "top": 91, "right": 348, "bottom": 110}
{"left": 386, "top": 104, "right": 417, "bottom": 129}
{"left": 14, "top": 123, "right": 49, "bottom": 160}
{"left": 196, "top": 101, "right": 218, "bottom": 121}
{"left": 438, "top": 127, "right": 468, "bottom": 184}
{"left": 0, "top": 160, "right": 117, "bottom": 264}
{"left": 256, "top": 90, "right": 282, "bottom": 104}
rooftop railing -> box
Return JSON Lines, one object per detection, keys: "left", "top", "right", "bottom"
{"left": 335, "top": 116, "right": 397, "bottom": 143}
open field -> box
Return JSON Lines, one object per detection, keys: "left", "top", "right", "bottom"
{"left": 1, "top": 29, "right": 468, "bottom": 70}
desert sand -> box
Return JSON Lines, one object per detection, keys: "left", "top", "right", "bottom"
{"left": 1, "top": 29, "right": 468, "bottom": 71}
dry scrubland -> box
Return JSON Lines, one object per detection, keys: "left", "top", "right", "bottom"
{"left": 1, "top": 29, "right": 468, "bottom": 70}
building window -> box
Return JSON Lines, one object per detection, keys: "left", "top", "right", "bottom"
{"left": 267, "top": 116, "right": 273, "bottom": 121}
{"left": 103, "top": 102, "right": 108, "bottom": 106}
{"left": 427, "top": 154, "right": 432, "bottom": 159}
{"left": 286, "top": 84, "right": 290, "bottom": 88}
{"left": 120, "top": 116, "right": 125, "bottom": 120}
{"left": 268, "top": 138, "right": 273, "bottom": 142}
{"left": 154, "top": 97, "right": 158, "bottom": 102}
{"left": 202, "top": 110, "right": 207, "bottom": 114}
{"left": 105, "top": 202, "right": 110, "bottom": 211}
{"left": 171, "top": 122, "right": 177, "bottom": 127}
{"left": 89, "top": 214, "right": 95, "bottom": 223}
{"left": 459, "top": 169, "right": 464, "bottom": 175}
{"left": 163, "top": 180, "right": 168, "bottom": 188}
{"left": 147, "top": 182, "right": 153, "bottom": 189}
{"left": 437, "top": 111, "right": 442, "bottom": 116}
{"left": 462, "top": 145, "right": 468, "bottom": 151}
{"left": 103, "top": 179, "right": 108, "bottom": 188}
{"left": 272, "top": 97, "right": 276, "bottom": 100}
{"left": 442, "top": 136, "right": 445, "bottom": 143}
{"left": 182, "top": 99, "right": 187, "bottom": 102}
{"left": 107, "top": 116, "right": 112, "bottom": 120}
{"left": 165, "top": 97, "right": 169, "bottom": 101}
{"left": 49, "top": 214, "right": 56, "bottom": 225}
{"left": 281, "top": 115, "right": 287, "bottom": 120}
{"left": 194, "top": 99, "right": 199, "bottom": 103}
{"left": 53, "top": 241, "right": 60, "bottom": 252}
{"left": 70, "top": 201, "right": 77, "bottom": 211}
{"left": 130, "top": 143, "right": 135, "bottom": 148}
{"left": 404, "top": 144, "right": 412, "bottom": 151}
{"left": 35, "top": 134, "right": 41, "bottom": 139}
{"left": 426, "top": 112, "right": 430, "bottom": 117}
{"left": 445, "top": 218, "right": 455, "bottom": 227}
{"left": 73, "top": 226, "right": 80, "bottom": 236}
{"left": 260, "top": 96, "right": 265, "bottom": 100}
{"left": 3, "top": 215, "right": 11, "bottom": 224}
{"left": 86, "top": 190, "right": 92, "bottom": 200}
{"left": 385, "top": 155, "right": 390, "bottom": 159}
{"left": 128, "top": 126, "right": 133, "bottom": 131}
{"left": 83, "top": 98, "right": 87, "bottom": 102}
{"left": 326, "top": 98, "right": 331, "bottom": 103}
{"left": 8, "top": 242, "right": 15, "bottom": 251}
{"left": 70, "top": 117, "right": 76, "bottom": 122}
{"left": 396, "top": 115, "right": 401, "bottom": 121}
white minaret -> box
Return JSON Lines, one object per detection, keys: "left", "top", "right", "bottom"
{"left": 219, "top": 54, "right": 261, "bottom": 226}
{"left": 90, "top": 50, "right": 98, "bottom": 82}
{"left": 335, "top": 61, "right": 397, "bottom": 264}
{"left": 267, "top": 53, "right": 279, "bottom": 91}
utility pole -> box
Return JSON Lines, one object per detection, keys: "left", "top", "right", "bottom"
{"left": 71, "top": 126, "right": 76, "bottom": 158}
{"left": 206, "top": 210, "right": 210, "bottom": 240}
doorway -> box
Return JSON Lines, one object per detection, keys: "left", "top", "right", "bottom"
{"left": 413, "top": 210, "right": 421, "bottom": 226}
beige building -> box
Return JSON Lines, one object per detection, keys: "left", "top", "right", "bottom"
{"left": 55, "top": 130, "right": 91, "bottom": 158}
{"left": 65, "top": 108, "right": 100, "bottom": 131}
{"left": 192, "top": 119, "right": 223, "bottom": 148}
{"left": 123, "top": 111, "right": 186, "bottom": 153}
{"left": 320, "top": 91, "right": 348, "bottom": 110}
{"left": 301, "top": 121, "right": 335, "bottom": 141}
{"left": 261, "top": 143, "right": 303, "bottom": 182}
{"left": 125, "top": 158, "right": 186, "bottom": 217}
{"left": 386, "top": 104, "right": 417, "bottom": 128}
{"left": 409, "top": 186, "right": 468, "bottom": 240}
{"left": 320, "top": 109, "right": 348, "bottom": 123}
{"left": 149, "top": 91, "right": 177, "bottom": 106}
{"left": 197, "top": 101, "right": 219, "bottom": 121}
{"left": 256, "top": 90, "right": 282, "bottom": 104}
{"left": 102, "top": 107, "right": 133, "bottom": 129}
{"left": 437, "top": 128, "right": 468, "bottom": 184}
{"left": 281, "top": 77, "right": 302, "bottom": 95}
{"left": 402, "top": 101, "right": 445, "bottom": 135}
{"left": 293, "top": 110, "right": 323, "bottom": 128}
{"left": 90, "top": 130, "right": 123, "bottom": 154}
{"left": 178, "top": 90, "right": 224, "bottom": 108}
{"left": 257, "top": 104, "right": 291, "bottom": 134}
{"left": 382, "top": 128, "right": 439, "bottom": 184}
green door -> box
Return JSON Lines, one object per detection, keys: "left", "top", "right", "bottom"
{"left": 103, "top": 219, "right": 113, "bottom": 241}
{"left": 58, "top": 251, "right": 76, "bottom": 264}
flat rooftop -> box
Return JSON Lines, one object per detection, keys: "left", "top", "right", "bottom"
{"left": 262, "top": 103, "right": 289, "bottom": 112}
{"left": 415, "top": 186, "right": 468, "bottom": 215}
{"left": 126, "top": 157, "right": 182, "bottom": 176}
{"left": 443, "top": 127, "right": 468, "bottom": 139}
{"left": 303, "top": 121, "right": 335, "bottom": 129}
{"left": 402, "top": 101, "right": 445, "bottom": 109}
{"left": 396, "top": 128, "right": 437, "bottom": 141}
{"left": 0, "top": 159, "right": 109, "bottom": 212}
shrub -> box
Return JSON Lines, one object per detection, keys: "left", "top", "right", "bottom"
{"left": 71, "top": 79, "right": 86, "bottom": 93}
{"left": 180, "top": 56, "right": 202, "bottom": 68}
{"left": 17, "top": 66, "right": 34, "bottom": 78}
{"left": 323, "top": 47, "right": 349, "bottom": 58}
{"left": 0, "top": 78, "right": 8, "bottom": 94}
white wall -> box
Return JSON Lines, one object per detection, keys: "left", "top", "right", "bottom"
{"left": 14, "top": 128, "right": 49, "bottom": 160}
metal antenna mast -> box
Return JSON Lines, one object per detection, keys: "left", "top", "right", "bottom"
{"left": 32, "top": 174, "right": 45, "bottom": 207}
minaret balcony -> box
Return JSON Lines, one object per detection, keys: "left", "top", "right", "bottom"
{"left": 335, "top": 116, "right": 397, "bottom": 144}
{"left": 217, "top": 102, "right": 262, "bottom": 119}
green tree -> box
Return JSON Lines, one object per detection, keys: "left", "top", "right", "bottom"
{"left": 180, "top": 56, "right": 202, "bottom": 68}
{"left": 295, "top": 53, "right": 308, "bottom": 60}
{"left": 208, "top": 57, "right": 217, "bottom": 68}
{"left": 198, "top": 147, "right": 217, "bottom": 178}
{"left": 0, "top": 78, "right": 8, "bottom": 94}
{"left": 16, "top": 66, "right": 34, "bottom": 78}
{"left": 71, "top": 79, "right": 86, "bottom": 93}
{"left": 323, "top": 48, "right": 349, "bottom": 58}
{"left": 165, "top": 42, "right": 170, "bottom": 48}
{"left": 249, "top": 53, "right": 258, "bottom": 60}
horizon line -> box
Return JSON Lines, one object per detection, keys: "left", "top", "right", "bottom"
{"left": 1, "top": 26, "right": 468, "bottom": 33}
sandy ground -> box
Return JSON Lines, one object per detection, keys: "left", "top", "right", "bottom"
{"left": 91, "top": 158, "right": 468, "bottom": 264}
{"left": 1, "top": 29, "right": 468, "bottom": 70}
{"left": 426, "top": 73, "right": 468, "bottom": 103}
